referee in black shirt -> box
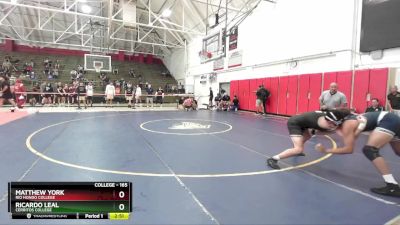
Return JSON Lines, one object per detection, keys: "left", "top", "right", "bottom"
{"left": 388, "top": 85, "right": 400, "bottom": 117}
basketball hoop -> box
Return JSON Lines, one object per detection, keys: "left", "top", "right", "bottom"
{"left": 199, "top": 51, "right": 212, "bottom": 62}
{"left": 93, "top": 61, "right": 103, "bottom": 73}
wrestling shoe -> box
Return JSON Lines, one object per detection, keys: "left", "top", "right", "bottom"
{"left": 371, "top": 183, "right": 400, "bottom": 197}
{"left": 266, "top": 158, "right": 280, "bottom": 170}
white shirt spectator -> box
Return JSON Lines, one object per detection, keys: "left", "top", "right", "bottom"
{"left": 135, "top": 86, "right": 142, "bottom": 97}
{"left": 86, "top": 84, "right": 94, "bottom": 97}
{"left": 105, "top": 83, "right": 115, "bottom": 96}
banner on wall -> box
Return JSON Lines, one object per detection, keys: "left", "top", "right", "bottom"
{"left": 229, "top": 26, "right": 238, "bottom": 51}
{"left": 200, "top": 74, "right": 207, "bottom": 84}
{"left": 213, "top": 57, "right": 224, "bottom": 71}
{"left": 228, "top": 50, "right": 242, "bottom": 68}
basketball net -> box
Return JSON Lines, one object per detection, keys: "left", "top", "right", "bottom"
{"left": 94, "top": 65, "right": 102, "bottom": 73}
{"left": 93, "top": 61, "right": 103, "bottom": 73}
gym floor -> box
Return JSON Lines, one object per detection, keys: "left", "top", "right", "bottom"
{"left": 0, "top": 109, "right": 399, "bottom": 224}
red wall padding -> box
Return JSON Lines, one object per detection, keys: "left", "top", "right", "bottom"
{"left": 368, "top": 68, "right": 388, "bottom": 109}
{"left": 297, "top": 74, "right": 310, "bottom": 114}
{"left": 323, "top": 72, "right": 337, "bottom": 91}
{"left": 353, "top": 70, "right": 370, "bottom": 113}
{"left": 268, "top": 77, "right": 279, "bottom": 114}
{"left": 230, "top": 80, "right": 239, "bottom": 100}
{"left": 336, "top": 71, "right": 353, "bottom": 108}
{"left": 238, "top": 80, "right": 250, "bottom": 110}
{"left": 230, "top": 68, "right": 389, "bottom": 115}
{"left": 286, "top": 76, "right": 298, "bottom": 116}
{"left": 278, "top": 76, "right": 289, "bottom": 115}
{"left": 308, "top": 73, "right": 322, "bottom": 111}
{"left": 249, "top": 79, "right": 258, "bottom": 111}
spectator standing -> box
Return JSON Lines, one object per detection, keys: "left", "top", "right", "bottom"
{"left": 387, "top": 85, "right": 400, "bottom": 117}
{"left": 260, "top": 85, "right": 270, "bottom": 114}
{"left": 209, "top": 87, "right": 214, "bottom": 107}
{"left": 61, "top": 84, "right": 68, "bottom": 105}
{"left": 255, "top": 85, "right": 264, "bottom": 114}
{"left": 68, "top": 82, "right": 77, "bottom": 106}
{"left": 77, "top": 81, "right": 87, "bottom": 109}
{"left": 125, "top": 82, "right": 134, "bottom": 108}
{"left": 365, "top": 98, "right": 384, "bottom": 112}
{"left": 14, "top": 79, "right": 27, "bottom": 108}
{"left": 156, "top": 87, "right": 164, "bottom": 107}
{"left": 319, "top": 82, "right": 348, "bottom": 110}
{"left": 0, "top": 75, "right": 17, "bottom": 112}
{"left": 86, "top": 82, "right": 94, "bottom": 107}
{"left": 43, "top": 83, "right": 53, "bottom": 105}
{"left": 135, "top": 84, "right": 142, "bottom": 107}
{"left": 145, "top": 84, "right": 154, "bottom": 108}
{"left": 105, "top": 81, "right": 115, "bottom": 108}
{"left": 56, "top": 83, "right": 64, "bottom": 106}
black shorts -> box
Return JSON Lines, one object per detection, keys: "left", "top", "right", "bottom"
{"left": 376, "top": 112, "right": 400, "bottom": 137}
{"left": 1, "top": 92, "right": 13, "bottom": 100}
{"left": 86, "top": 96, "right": 92, "bottom": 100}
{"left": 287, "top": 117, "right": 306, "bottom": 136}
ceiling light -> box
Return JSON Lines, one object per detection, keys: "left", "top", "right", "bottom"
{"left": 11, "top": 0, "right": 17, "bottom": 3}
{"left": 81, "top": 4, "right": 92, "bottom": 14}
{"left": 162, "top": 9, "right": 172, "bottom": 18}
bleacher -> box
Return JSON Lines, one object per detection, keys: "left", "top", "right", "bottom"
{"left": 0, "top": 51, "right": 178, "bottom": 93}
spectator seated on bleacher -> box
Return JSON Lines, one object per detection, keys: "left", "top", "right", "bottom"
{"left": 99, "top": 73, "right": 109, "bottom": 86}
{"left": 43, "top": 57, "right": 51, "bottom": 67}
{"left": 76, "top": 72, "right": 84, "bottom": 81}
{"left": 25, "top": 63, "right": 33, "bottom": 75}
{"left": 44, "top": 64, "right": 50, "bottom": 76}
{"left": 77, "top": 64, "right": 84, "bottom": 74}
{"left": 29, "top": 71, "right": 36, "bottom": 80}
{"left": 70, "top": 69, "right": 77, "bottom": 80}
{"left": 29, "top": 84, "right": 40, "bottom": 106}
{"left": 129, "top": 68, "right": 135, "bottom": 78}
{"left": 53, "top": 68, "right": 59, "bottom": 79}
{"left": 2, "top": 58, "right": 12, "bottom": 71}
{"left": 29, "top": 59, "right": 34, "bottom": 68}
{"left": 54, "top": 60, "right": 60, "bottom": 70}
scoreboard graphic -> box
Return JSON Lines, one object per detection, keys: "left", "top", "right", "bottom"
{"left": 8, "top": 182, "right": 132, "bottom": 220}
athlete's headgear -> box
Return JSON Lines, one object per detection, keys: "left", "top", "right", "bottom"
{"left": 324, "top": 109, "right": 350, "bottom": 125}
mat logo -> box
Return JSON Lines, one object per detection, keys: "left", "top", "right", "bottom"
{"left": 169, "top": 122, "right": 211, "bottom": 130}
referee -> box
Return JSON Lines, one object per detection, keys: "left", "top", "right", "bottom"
{"left": 319, "top": 82, "right": 347, "bottom": 110}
